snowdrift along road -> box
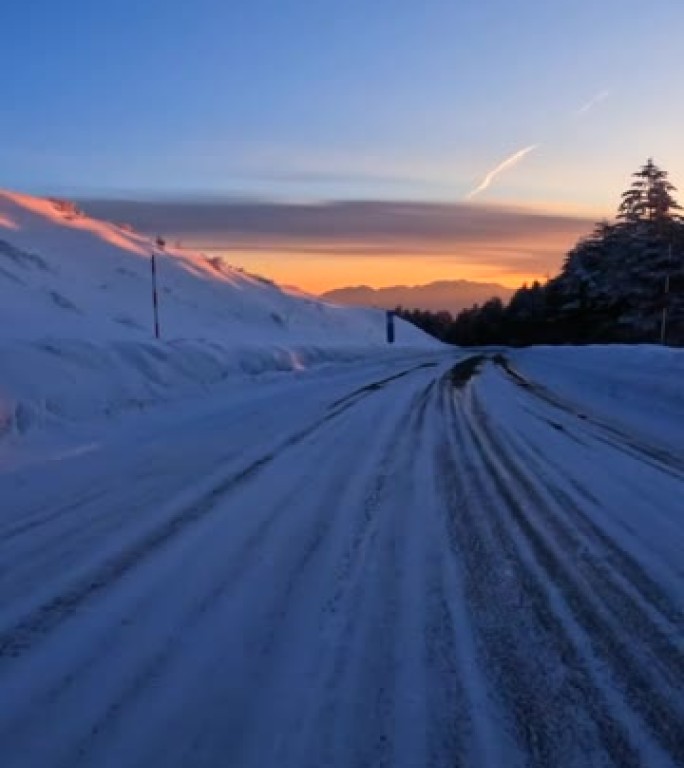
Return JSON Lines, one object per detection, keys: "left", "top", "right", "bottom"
{"left": 0, "top": 349, "right": 682, "bottom": 768}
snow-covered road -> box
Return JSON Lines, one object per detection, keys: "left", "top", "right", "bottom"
{"left": 0, "top": 352, "right": 682, "bottom": 768}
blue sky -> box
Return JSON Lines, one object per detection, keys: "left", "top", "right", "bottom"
{"left": 3, "top": 0, "right": 683, "bottom": 209}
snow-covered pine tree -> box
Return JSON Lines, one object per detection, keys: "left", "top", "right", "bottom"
{"left": 441, "top": 159, "right": 684, "bottom": 345}
{"left": 548, "top": 159, "right": 684, "bottom": 342}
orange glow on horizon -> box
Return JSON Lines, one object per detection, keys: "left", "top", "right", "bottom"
{"left": 222, "top": 250, "right": 557, "bottom": 294}
{"left": 171, "top": 200, "right": 597, "bottom": 295}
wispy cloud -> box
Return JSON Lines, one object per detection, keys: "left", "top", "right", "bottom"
{"left": 78, "top": 197, "right": 595, "bottom": 290}
{"left": 466, "top": 145, "right": 538, "bottom": 199}
{"left": 80, "top": 198, "right": 593, "bottom": 255}
{"left": 574, "top": 90, "right": 610, "bottom": 117}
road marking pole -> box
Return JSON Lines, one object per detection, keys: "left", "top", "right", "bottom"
{"left": 386, "top": 310, "right": 395, "bottom": 344}
{"left": 151, "top": 237, "right": 165, "bottom": 340}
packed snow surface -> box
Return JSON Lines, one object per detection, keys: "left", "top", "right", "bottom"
{"left": 0, "top": 345, "right": 682, "bottom": 767}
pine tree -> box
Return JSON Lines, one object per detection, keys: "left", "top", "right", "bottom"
{"left": 543, "top": 159, "right": 684, "bottom": 342}
{"left": 406, "top": 160, "right": 684, "bottom": 346}
{"left": 618, "top": 158, "right": 682, "bottom": 223}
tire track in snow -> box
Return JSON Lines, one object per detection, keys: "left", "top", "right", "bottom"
{"left": 269, "top": 385, "right": 433, "bottom": 768}
{"left": 0, "top": 366, "right": 444, "bottom": 768}
{"left": 493, "top": 355, "right": 684, "bottom": 476}
{"left": 437, "top": 380, "right": 598, "bottom": 767}
{"left": 0, "top": 361, "right": 437, "bottom": 662}
{"left": 470, "top": 387, "right": 684, "bottom": 627}
{"left": 141, "top": 376, "right": 441, "bottom": 768}
{"left": 1, "top": 352, "right": 682, "bottom": 768}
{"left": 492, "top": 412, "right": 684, "bottom": 654}
{"left": 447, "top": 361, "right": 683, "bottom": 766}
{"left": 465, "top": 411, "right": 684, "bottom": 764}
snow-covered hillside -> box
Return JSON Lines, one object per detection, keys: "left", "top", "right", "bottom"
{"left": 0, "top": 190, "right": 431, "bottom": 346}
{"left": 0, "top": 190, "right": 436, "bottom": 439}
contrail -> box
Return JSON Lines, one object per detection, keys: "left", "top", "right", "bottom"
{"left": 575, "top": 90, "right": 610, "bottom": 117}
{"left": 467, "top": 144, "right": 538, "bottom": 199}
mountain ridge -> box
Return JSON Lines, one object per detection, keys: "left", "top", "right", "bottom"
{"left": 321, "top": 279, "right": 515, "bottom": 314}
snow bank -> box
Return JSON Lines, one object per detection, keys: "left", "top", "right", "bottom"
{"left": 0, "top": 339, "right": 433, "bottom": 440}
{"left": 0, "top": 190, "right": 437, "bottom": 439}
{"left": 511, "top": 345, "right": 684, "bottom": 453}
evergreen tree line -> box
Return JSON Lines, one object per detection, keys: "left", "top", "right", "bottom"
{"left": 396, "top": 160, "right": 684, "bottom": 346}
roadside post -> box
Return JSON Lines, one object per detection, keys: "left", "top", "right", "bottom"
{"left": 659, "top": 241, "right": 672, "bottom": 345}
{"left": 151, "top": 237, "right": 165, "bottom": 340}
{"left": 386, "top": 310, "right": 395, "bottom": 344}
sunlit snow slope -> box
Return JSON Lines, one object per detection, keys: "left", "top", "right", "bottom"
{"left": 0, "top": 190, "right": 429, "bottom": 346}
{"left": 0, "top": 190, "right": 436, "bottom": 438}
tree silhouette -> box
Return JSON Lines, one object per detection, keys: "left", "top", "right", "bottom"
{"left": 618, "top": 158, "right": 682, "bottom": 223}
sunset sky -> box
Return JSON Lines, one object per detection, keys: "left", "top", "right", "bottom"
{"left": 2, "top": 0, "right": 683, "bottom": 292}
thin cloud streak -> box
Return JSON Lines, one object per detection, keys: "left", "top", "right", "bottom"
{"left": 466, "top": 145, "right": 538, "bottom": 199}
{"left": 80, "top": 198, "right": 593, "bottom": 256}
{"left": 575, "top": 90, "right": 610, "bottom": 117}
{"left": 78, "top": 197, "right": 596, "bottom": 291}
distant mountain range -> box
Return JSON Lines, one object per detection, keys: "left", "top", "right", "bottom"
{"left": 321, "top": 280, "right": 515, "bottom": 314}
